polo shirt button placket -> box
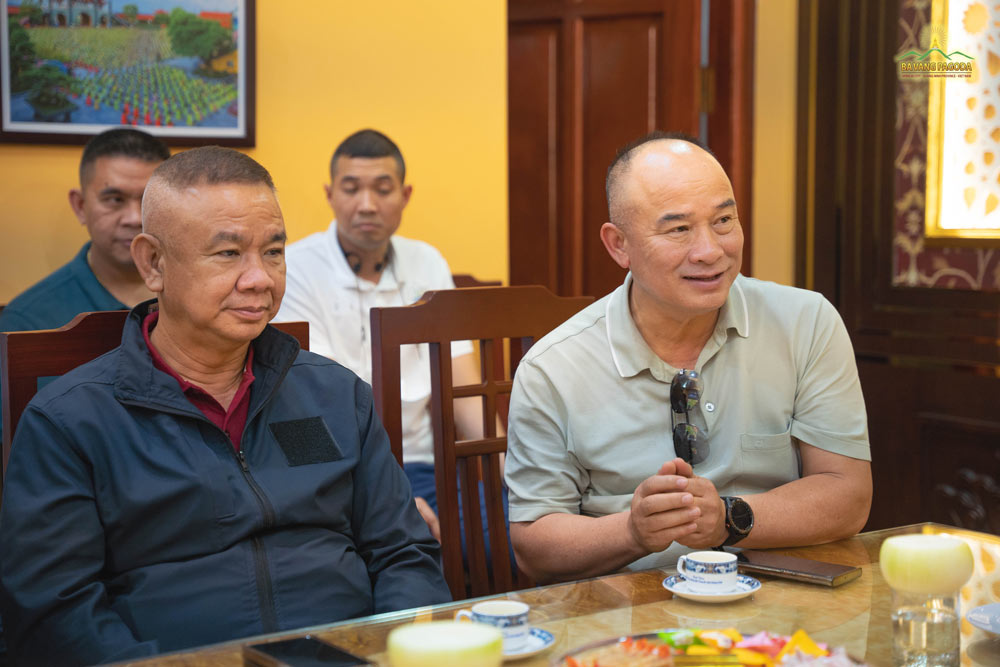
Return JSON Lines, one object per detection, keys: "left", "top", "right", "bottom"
{"left": 703, "top": 398, "right": 718, "bottom": 433}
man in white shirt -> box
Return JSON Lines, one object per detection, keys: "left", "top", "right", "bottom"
{"left": 276, "top": 129, "right": 484, "bottom": 539}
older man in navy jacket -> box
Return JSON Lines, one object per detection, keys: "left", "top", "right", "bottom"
{"left": 0, "top": 147, "right": 450, "bottom": 666}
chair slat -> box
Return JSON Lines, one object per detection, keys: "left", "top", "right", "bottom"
{"left": 460, "top": 457, "right": 490, "bottom": 598}
{"left": 370, "top": 285, "right": 593, "bottom": 599}
{"left": 454, "top": 438, "right": 507, "bottom": 457}
{"left": 483, "top": 453, "right": 513, "bottom": 592}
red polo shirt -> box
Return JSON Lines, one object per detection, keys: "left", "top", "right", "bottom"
{"left": 142, "top": 311, "right": 255, "bottom": 451}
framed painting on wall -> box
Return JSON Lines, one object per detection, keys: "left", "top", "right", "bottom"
{"left": 0, "top": 0, "right": 255, "bottom": 146}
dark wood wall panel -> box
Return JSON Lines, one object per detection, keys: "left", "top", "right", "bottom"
{"left": 918, "top": 415, "right": 1000, "bottom": 535}
{"left": 508, "top": 23, "right": 561, "bottom": 290}
{"left": 509, "top": 0, "right": 752, "bottom": 298}
{"left": 708, "top": 0, "right": 755, "bottom": 275}
{"left": 580, "top": 16, "right": 660, "bottom": 298}
{"left": 861, "top": 362, "right": 1000, "bottom": 531}
{"left": 658, "top": 1, "right": 701, "bottom": 133}
{"left": 798, "top": 0, "right": 1000, "bottom": 534}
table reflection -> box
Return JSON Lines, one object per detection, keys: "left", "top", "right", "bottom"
{"left": 117, "top": 523, "right": 1000, "bottom": 667}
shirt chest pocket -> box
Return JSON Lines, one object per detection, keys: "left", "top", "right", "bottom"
{"left": 738, "top": 426, "right": 800, "bottom": 489}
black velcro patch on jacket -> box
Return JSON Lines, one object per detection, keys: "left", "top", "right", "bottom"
{"left": 269, "top": 417, "right": 343, "bottom": 466}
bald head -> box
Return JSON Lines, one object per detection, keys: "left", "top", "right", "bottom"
{"left": 142, "top": 146, "right": 276, "bottom": 243}
{"left": 597, "top": 132, "right": 742, "bottom": 327}
{"left": 606, "top": 132, "right": 717, "bottom": 227}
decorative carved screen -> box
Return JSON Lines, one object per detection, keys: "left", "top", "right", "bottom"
{"left": 893, "top": 0, "right": 1000, "bottom": 290}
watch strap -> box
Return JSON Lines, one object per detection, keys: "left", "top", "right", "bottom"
{"left": 721, "top": 495, "right": 753, "bottom": 547}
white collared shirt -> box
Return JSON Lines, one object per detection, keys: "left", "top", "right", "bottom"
{"left": 276, "top": 222, "right": 472, "bottom": 463}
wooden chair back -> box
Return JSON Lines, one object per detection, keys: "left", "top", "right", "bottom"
{"left": 451, "top": 274, "right": 502, "bottom": 289}
{"left": 370, "top": 286, "right": 593, "bottom": 599}
{"left": 451, "top": 275, "right": 504, "bottom": 411}
{"left": 1, "top": 311, "right": 309, "bottom": 490}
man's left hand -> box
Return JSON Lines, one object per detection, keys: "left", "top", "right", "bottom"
{"left": 674, "top": 476, "right": 728, "bottom": 549}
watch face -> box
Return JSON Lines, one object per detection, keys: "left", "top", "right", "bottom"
{"left": 729, "top": 498, "right": 754, "bottom": 533}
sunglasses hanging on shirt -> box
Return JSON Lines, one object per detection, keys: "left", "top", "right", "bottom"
{"left": 669, "top": 369, "right": 710, "bottom": 465}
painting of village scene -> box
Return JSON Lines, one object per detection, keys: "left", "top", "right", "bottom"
{"left": 1, "top": 0, "right": 252, "bottom": 144}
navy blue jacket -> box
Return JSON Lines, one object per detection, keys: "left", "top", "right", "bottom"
{"left": 0, "top": 303, "right": 450, "bottom": 665}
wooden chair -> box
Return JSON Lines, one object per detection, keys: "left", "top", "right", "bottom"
{"left": 451, "top": 275, "right": 505, "bottom": 399}
{"left": 1, "top": 311, "right": 309, "bottom": 491}
{"left": 370, "top": 285, "right": 593, "bottom": 599}
{"left": 451, "top": 274, "right": 502, "bottom": 289}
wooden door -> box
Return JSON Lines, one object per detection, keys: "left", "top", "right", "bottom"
{"left": 508, "top": 0, "right": 754, "bottom": 298}
{"left": 797, "top": 0, "right": 1000, "bottom": 533}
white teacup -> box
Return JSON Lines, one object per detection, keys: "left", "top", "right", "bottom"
{"left": 455, "top": 600, "right": 530, "bottom": 652}
{"left": 677, "top": 550, "right": 739, "bottom": 594}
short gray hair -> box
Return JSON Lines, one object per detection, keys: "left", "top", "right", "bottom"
{"left": 150, "top": 146, "right": 274, "bottom": 191}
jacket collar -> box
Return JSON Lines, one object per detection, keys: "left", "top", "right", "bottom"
{"left": 113, "top": 300, "right": 301, "bottom": 417}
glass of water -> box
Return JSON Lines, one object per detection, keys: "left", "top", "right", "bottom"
{"left": 880, "top": 534, "right": 974, "bottom": 667}
{"left": 890, "top": 588, "right": 960, "bottom": 666}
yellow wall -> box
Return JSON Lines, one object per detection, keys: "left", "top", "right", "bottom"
{"left": 0, "top": 1, "right": 508, "bottom": 303}
{"left": 1, "top": 2, "right": 801, "bottom": 300}
{"left": 751, "top": 0, "right": 797, "bottom": 286}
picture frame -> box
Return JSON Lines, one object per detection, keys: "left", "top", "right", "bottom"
{"left": 0, "top": 0, "right": 255, "bottom": 146}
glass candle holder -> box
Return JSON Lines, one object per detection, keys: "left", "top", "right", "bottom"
{"left": 387, "top": 621, "right": 503, "bottom": 667}
{"left": 880, "top": 534, "right": 974, "bottom": 667}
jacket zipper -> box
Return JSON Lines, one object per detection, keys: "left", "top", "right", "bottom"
{"left": 117, "top": 399, "right": 284, "bottom": 634}
{"left": 121, "top": 337, "right": 298, "bottom": 635}
{"left": 233, "top": 357, "right": 295, "bottom": 634}
{"left": 236, "top": 448, "right": 279, "bottom": 633}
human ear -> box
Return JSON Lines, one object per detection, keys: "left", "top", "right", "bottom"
{"left": 131, "top": 233, "right": 165, "bottom": 293}
{"left": 400, "top": 183, "right": 413, "bottom": 208}
{"left": 68, "top": 189, "right": 86, "bottom": 225}
{"left": 324, "top": 183, "right": 341, "bottom": 216}
{"left": 599, "top": 222, "right": 630, "bottom": 269}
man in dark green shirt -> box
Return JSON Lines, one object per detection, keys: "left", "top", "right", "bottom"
{"left": 0, "top": 128, "right": 169, "bottom": 332}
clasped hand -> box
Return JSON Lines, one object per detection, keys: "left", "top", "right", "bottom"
{"left": 627, "top": 458, "right": 727, "bottom": 554}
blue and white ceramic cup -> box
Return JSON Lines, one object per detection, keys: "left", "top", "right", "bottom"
{"left": 455, "top": 599, "right": 530, "bottom": 652}
{"left": 677, "top": 550, "right": 739, "bottom": 594}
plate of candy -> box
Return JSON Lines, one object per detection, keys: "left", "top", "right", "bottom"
{"left": 552, "top": 628, "right": 865, "bottom": 666}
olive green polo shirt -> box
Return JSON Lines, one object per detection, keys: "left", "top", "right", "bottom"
{"left": 505, "top": 273, "right": 870, "bottom": 571}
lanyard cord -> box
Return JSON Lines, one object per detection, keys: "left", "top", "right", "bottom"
{"left": 354, "top": 248, "right": 401, "bottom": 348}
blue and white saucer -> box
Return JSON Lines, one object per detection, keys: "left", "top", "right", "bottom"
{"left": 504, "top": 627, "right": 556, "bottom": 661}
{"left": 662, "top": 573, "right": 761, "bottom": 604}
{"left": 967, "top": 602, "right": 1000, "bottom": 636}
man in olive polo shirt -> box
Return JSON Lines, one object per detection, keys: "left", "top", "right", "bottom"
{"left": 504, "top": 132, "right": 872, "bottom": 581}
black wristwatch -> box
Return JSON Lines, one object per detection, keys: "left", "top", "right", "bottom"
{"left": 720, "top": 496, "right": 754, "bottom": 546}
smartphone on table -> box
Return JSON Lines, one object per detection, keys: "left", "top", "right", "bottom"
{"left": 243, "top": 635, "right": 373, "bottom": 667}
{"left": 736, "top": 549, "right": 862, "bottom": 587}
